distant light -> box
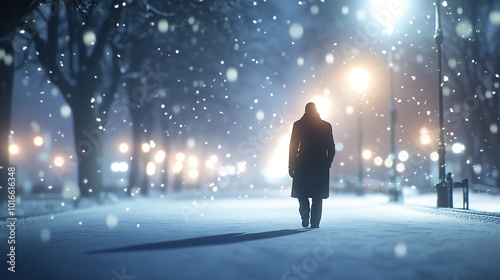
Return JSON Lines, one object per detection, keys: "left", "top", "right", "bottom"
{"left": 188, "top": 169, "right": 199, "bottom": 180}
{"left": 146, "top": 162, "right": 156, "bottom": 176}
{"left": 349, "top": 68, "right": 370, "bottom": 93}
{"left": 289, "top": 23, "right": 303, "bottom": 40}
{"left": 118, "top": 143, "right": 129, "bottom": 153}
{"left": 154, "top": 150, "right": 166, "bottom": 163}
{"left": 205, "top": 155, "right": 218, "bottom": 169}
{"left": 312, "top": 96, "right": 331, "bottom": 119}
{"left": 111, "top": 162, "right": 120, "bottom": 172}
{"left": 374, "top": 156, "right": 383, "bottom": 166}
{"left": 430, "top": 151, "right": 439, "bottom": 162}
{"left": 173, "top": 162, "right": 183, "bottom": 174}
{"left": 398, "top": 150, "right": 409, "bottom": 162}
{"left": 226, "top": 67, "right": 238, "bottom": 82}
{"left": 119, "top": 162, "right": 128, "bottom": 172}
{"left": 396, "top": 162, "right": 405, "bottom": 173}
{"left": 345, "top": 105, "right": 354, "bottom": 115}
{"left": 54, "top": 156, "right": 65, "bottom": 167}
{"left": 34, "top": 136, "right": 44, "bottom": 147}
{"left": 141, "top": 143, "right": 151, "bottom": 153}
{"left": 149, "top": 140, "right": 156, "bottom": 148}
{"left": 9, "top": 144, "right": 19, "bottom": 155}
{"left": 451, "top": 143, "right": 465, "bottom": 154}
{"left": 176, "top": 152, "right": 185, "bottom": 162}
{"left": 111, "top": 162, "right": 129, "bottom": 172}
{"left": 384, "top": 157, "right": 394, "bottom": 168}
{"left": 362, "top": 149, "right": 373, "bottom": 160}
{"left": 420, "top": 134, "right": 431, "bottom": 145}
{"left": 188, "top": 156, "right": 198, "bottom": 168}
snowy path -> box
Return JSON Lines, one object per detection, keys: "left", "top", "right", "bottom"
{"left": 2, "top": 192, "right": 500, "bottom": 280}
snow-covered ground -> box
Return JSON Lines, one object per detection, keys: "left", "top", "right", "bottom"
{"left": 2, "top": 190, "right": 500, "bottom": 280}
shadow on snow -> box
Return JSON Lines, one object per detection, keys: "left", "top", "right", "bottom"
{"left": 87, "top": 229, "right": 309, "bottom": 254}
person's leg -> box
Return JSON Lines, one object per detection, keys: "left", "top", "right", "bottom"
{"left": 310, "top": 198, "right": 323, "bottom": 228}
{"left": 297, "top": 197, "right": 310, "bottom": 227}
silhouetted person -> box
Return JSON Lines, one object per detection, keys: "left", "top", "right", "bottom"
{"left": 289, "top": 102, "right": 335, "bottom": 228}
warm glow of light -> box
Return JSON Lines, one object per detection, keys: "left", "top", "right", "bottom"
{"left": 154, "top": 150, "right": 166, "bottom": 163}
{"left": 430, "top": 152, "right": 439, "bottom": 162}
{"left": 34, "top": 136, "right": 44, "bottom": 147}
{"left": 420, "top": 134, "right": 431, "bottom": 145}
{"left": 384, "top": 157, "right": 394, "bottom": 168}
{"left": 146, "top": 162, "right": 156, "bottom": 176}
{"left": 311, "top": 96, "right": 331, "bottom": 119}
{"left": 141, "top": 143, "right": 151, "bottom": 153}
{"left": 362, "top": 149, "right": 373, "bottom": 160}
{"left": 396, "top": 162, "right": 406, "bottom": 173}
{"left": 264, "top": 135, "right": 289, "bottom": 180}
{"left": 349, "top": 68, "right": 371, "bottom": 93}
{"left": 370, "top": 0, "right": 409, "bottom": 34}
{"left": 9, "top": 144, "right": 20, "bottom": 155}
{"left": 398, "top": 150, "right": 409, "bottom": 162}
{"left": 188, "top": 169, "right": 199, "bottom": 180}
{"left": 451, "top": 143, "right": 465, "bottom": 154}
{"left": 54, "top": 156, "right": 65, "bottom": 167}
{"left": 420, "top": 127, "right": 431, "bottom": 145}
{"left": 176, "top": 152, "right": 185, "bottom": 162}
{"left": 173, "top": 162, "right": 183, "bottom": 174}
{"left": 205, "top": 155, "right": 218, "bottom": 170}
{"left": 374, "top": 156, "right": 383, "bottom": 166}
{"left": 119, "top": 143, "right": 129, "bottom": 153}
{"left": 188, "top": 156, "right": 198, "bottom": 168}
{"left": 111, "top": 162, "right": 129, "bottom": 172}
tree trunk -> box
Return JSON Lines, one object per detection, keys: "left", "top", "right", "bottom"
{"left": 128, "top": 123, "right": 144, "bottom": 196}
{"left": 71, "top": 98, "right": 103, "bottom": 200}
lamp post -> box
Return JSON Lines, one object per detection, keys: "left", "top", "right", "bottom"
{"left": 434, "top": 0, "right": 449, "bottom": 207}
{"left": 349, "top": 68, "right": 370, "bottom": 195}
{"left": 387, "top": 44, "right": 401, "bottom": 202}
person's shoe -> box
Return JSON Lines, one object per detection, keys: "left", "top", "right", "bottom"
{"left": 301, "top": 211, "right": 310, "bottom": 228}
{"left": 310, "top": 224, "right": 319, "bottom": 229}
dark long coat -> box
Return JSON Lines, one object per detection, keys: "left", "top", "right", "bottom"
{"left": 289, "top": 112, "right": 335, "bottom": 199}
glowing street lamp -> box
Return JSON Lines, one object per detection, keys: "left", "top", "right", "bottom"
{"left": 8, "top": 144, "right": 19, "bottom": 155}
{"left": 154, "top": 150, "right": 166, "bottom": 163}
{"left": 371, "top": 0, "right": 409, "bottom": 203}
{"left": 34, "top": 136, "right": 44, "bottom": 147}
{"left": 54, "top": 156, "right": 65, "bottom": 167}
{"left": 141, "top": 142, "right": 151, "bottom": 153}
{"left": 348, "top": 68, "right": 370, "bottom": 94}
{"left": 118, "top": 143, "right": 129, "bottom": 153}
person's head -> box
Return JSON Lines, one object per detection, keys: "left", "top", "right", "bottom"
{"left": 305, "top": 102, "right": 317, "bottom": 114}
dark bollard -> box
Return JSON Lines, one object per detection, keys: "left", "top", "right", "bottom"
{"left": 435, "top": 181, "right": 450, "bottom": 208}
